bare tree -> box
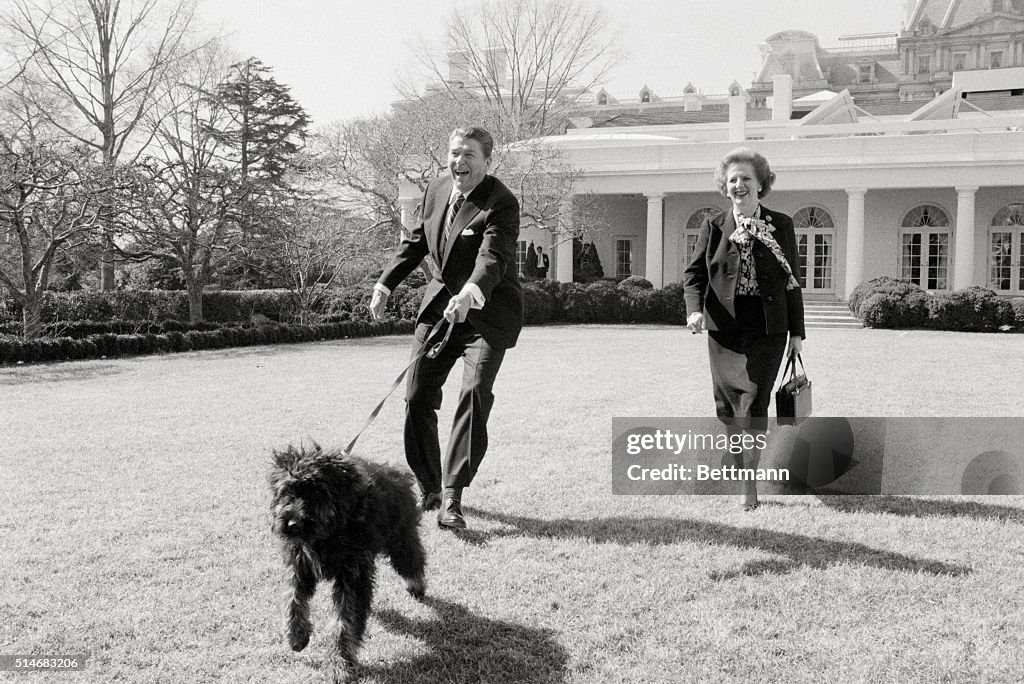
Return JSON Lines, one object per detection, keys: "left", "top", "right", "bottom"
{"left": 114, "top": 44, "right": 240, "bottom": 323}
{"left": 2, "top": 0, "right": 202, "bottom": 289}
{"left": 0, "top": 135, "right": 104, "bottom": 337}
{"left": 237, "top": 200, "right": 367, "bottom": 324}
{"left": 490, "top": 136, "right": 603, "bottom": 250}
{"left": 315, "top": 94, "right": 602, "bottom": 260}
{"left": 404, "top": 0, "right": 624, "bottom": 135}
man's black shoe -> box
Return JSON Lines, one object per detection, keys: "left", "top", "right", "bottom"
{"left": 419, "top": 491, "right": 442, "bottom": 511}
{"left": 437, "top": 487, "right": 466, "bottom": 530}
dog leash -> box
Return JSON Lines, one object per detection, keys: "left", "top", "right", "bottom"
{"left": 342, "top": 318, "right": 454, "bottom": 456}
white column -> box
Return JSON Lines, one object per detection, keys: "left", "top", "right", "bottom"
{"left": 644, "top": 193, "right": 665, "bottom": 288}
{"left": 954, "top": 186, "right": 978, "bottom": 290}
{"left": 844, "top": 189, "right": 867, "bottom": 300}
{"left": 555, "top": 197, "right": 574, "bottom": 283}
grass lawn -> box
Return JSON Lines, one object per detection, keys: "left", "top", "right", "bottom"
{"left": 2, "top": 325, "right": 1024, "bottom": 683}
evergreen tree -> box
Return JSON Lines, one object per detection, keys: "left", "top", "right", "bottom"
{"left": 206, "top": 57, "right": 311, "bottom": 187}
{"left": 204, "top": 57, "right": 311, "bottom": 288}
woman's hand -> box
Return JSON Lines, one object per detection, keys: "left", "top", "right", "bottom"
{"left": 687, "top": 312, "right": 705, "bottom": 334}
{"left": 787, "top": 334, "right": 803, "bottom": 357}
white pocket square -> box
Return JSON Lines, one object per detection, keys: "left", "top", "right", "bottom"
{"left": 460, "top": 228, "right": 476, "bottom": 236}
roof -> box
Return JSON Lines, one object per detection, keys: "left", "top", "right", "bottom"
{"left": 577, "top": 93, "right": 1024, "bottom": 129}
{"left": 583, "top": 109, "right": 773, "bottom": 128}
{"left": 793, "top": 90, "right": 839, "bottom": 104}
{"left": 907, "top": 0, "right": 1005, "bottom": 31}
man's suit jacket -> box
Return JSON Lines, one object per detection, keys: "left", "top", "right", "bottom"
{"left": 379, "top": 174, "right": 524, "bottom": 349}
{"left": 682, "top": 206, "right": 806, "bottom": 339}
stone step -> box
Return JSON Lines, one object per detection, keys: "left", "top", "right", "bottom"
{"left": 799, "top": 295, "right": 863, "bottom": 327}
{"left": 805, "top": 320, "right": 865, "bottom": 329}
{"left": 805, "top": 304, "right": 855, "bottom": 312}
{"left": 807, "top": 311, "right": 860, "bottom": 318}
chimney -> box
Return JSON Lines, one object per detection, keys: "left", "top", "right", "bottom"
{"left": 728, "top": 81, "right": 746, "bottom": 141}
{"left": 683, "top": 82, "right": 701, "bottom": 112}
{"left": 772, "top": 74, "right": 793, "bottom": 121}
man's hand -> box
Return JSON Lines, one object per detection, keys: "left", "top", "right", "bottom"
{"left": 686, "top": 311, "right": 705, "bottom": 334}
{"left": 444, "top": 292, "right": 473, "bottom": 324}
{"left": 370, "top": 288, "right": 389, "bottom": 321}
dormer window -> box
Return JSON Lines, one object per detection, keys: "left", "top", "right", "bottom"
{"left": 858, "top": 63, "right": 874, "bottom": 83}
{"left": 597, "top": 92, "right": 608, "bottom": 105}
{"left": 640, "top": 88, "right": 651, "bottom": 103}
{"left": 993, "top": 0, "right": 1004, "bottom": 11}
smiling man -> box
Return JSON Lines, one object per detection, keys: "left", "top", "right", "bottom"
{"left": 370, "top": 126, "right": 524, "bottom": 530}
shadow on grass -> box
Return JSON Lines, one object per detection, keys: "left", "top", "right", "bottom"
{"left": 364, "top": 596, "right": 568, "bottom": 683}
{"left": 461, "top": 509, "right": 971, "bottom": 581}
{"left": 818, "top": 495, "right": 1024, "bottom": 523}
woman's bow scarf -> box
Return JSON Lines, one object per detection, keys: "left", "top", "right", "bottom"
{"left": 728, "top": 212, "right": 801, "bottom": 291}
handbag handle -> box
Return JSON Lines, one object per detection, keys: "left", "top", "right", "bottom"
{"left": 782, "top": 352, "right": 806, "bottom": 381}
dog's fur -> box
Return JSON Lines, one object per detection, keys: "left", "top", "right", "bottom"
{"left": 269, "top": 444, "right": 426, "bottom": 677}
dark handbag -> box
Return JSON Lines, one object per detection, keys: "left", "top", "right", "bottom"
{"left": 775, "top": 353, "right": 812, "bottom": 425}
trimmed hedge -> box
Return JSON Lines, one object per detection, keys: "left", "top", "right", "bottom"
{"left": 0, "top": 286, "right": 426, "bottom": 328}
{"left": 849, "top": 276, "right": 927, "bottom": 316}
{"left": 0, "top": 318, "right": 228, "bottom": 339}
{"left": 0, "top": 320, "right": 415, "bottom": 365}
{"left": 853, "top": 280, "right": 1017, "bottom": 331}
{"left": 925, "top": 286, "right": 1016, "bottom": 332}
{"left": 1011, "top": 297, "right": 1024, "bottom": 327}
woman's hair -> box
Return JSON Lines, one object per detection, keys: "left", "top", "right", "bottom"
{"left": 713, "top": 147, "right": 775, "bottom": 198}
{"left": 449, "top": 126, "right": 494, "bottom": 159}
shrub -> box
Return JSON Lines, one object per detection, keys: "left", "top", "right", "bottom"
{"left": 617, "top": 275, "right": 654, "bottom": 291}
{"left": 858, "top": 293, "right": 920, "bottom": 329}
{"left": 849, "top": 276, "right": 925, "bottom": 317}
{"left": 88, "top": 333, "right": 118, "bottom": 357}
{"left": 522, "top": 282, "right": 555, "bottom": 324}
{"left": 45, "top": 291, "right": 116, "bottom": 322}
{"left": 389, "top": 283, "right": 425, "bottom": 321}
{"left": 660, "top": 282, "right": 688, "bottom": 325}
{"left": 203, "top": 290, "right": 297, "bottom": 323}
{"left": 561, "top": 281, "right": 625, "bottom": 323}
{"left": 620, "top": 287, "right": 664, "bottom": 323}
{"left": 926, "top": 286, "right": 1016, "bottom": 332}
{"left": 1008, "top": 297, "right": 1024, "bottom": 328}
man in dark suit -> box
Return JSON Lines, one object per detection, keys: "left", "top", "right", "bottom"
{"left": 370, "top": 126, "right": 523, "bottom": 530}
{"left": 535, "top": 246, "right": 549, "bottom": 279}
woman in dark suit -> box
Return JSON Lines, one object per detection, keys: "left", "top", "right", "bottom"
{"left": 682, "top": 147, "right": 805, "bottom": 511}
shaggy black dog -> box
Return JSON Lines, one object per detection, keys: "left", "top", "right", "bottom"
{"left": 269, "top": 445, "right": 426, "bottom": 678}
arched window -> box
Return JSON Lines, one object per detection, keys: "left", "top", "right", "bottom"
{"left": 793, "top": 206, "right": 835, "bottom": 229}
{"left": 597, "top": 92, "right": 608, "bottom": 105}
{"left": 793, "top": 207, "right": 835, "bottom": 290}
{"left": 683, "top": 208, "right": 720, "bottom": 262}
{"left": 903, "top": 204, "right": 950, "bottom": 228}
{"left": 901, "top": 204, "right": 950, "bottom": 290}
{"left": 989, "top": 202, "right": 1024, "bottom": 293}
{"left": 992, "top": 203, "right": 1024, "bottom": 226}
{"left": 640, "top": 89, "right": 651, "bottom": 103}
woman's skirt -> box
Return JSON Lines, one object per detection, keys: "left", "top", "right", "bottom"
{"left": 707, "top": 295, "right": 787, "bottom": 429}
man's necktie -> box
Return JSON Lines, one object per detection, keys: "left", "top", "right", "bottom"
{"left": 442, "top": 193, "right": 464, "bottom": 252}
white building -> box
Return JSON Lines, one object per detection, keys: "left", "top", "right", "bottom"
{"left": 525, "top": 75, "right": 1024, "bottom": 301}
{"left": 398, "top": 1, "right": 1024, "bottom": 301}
